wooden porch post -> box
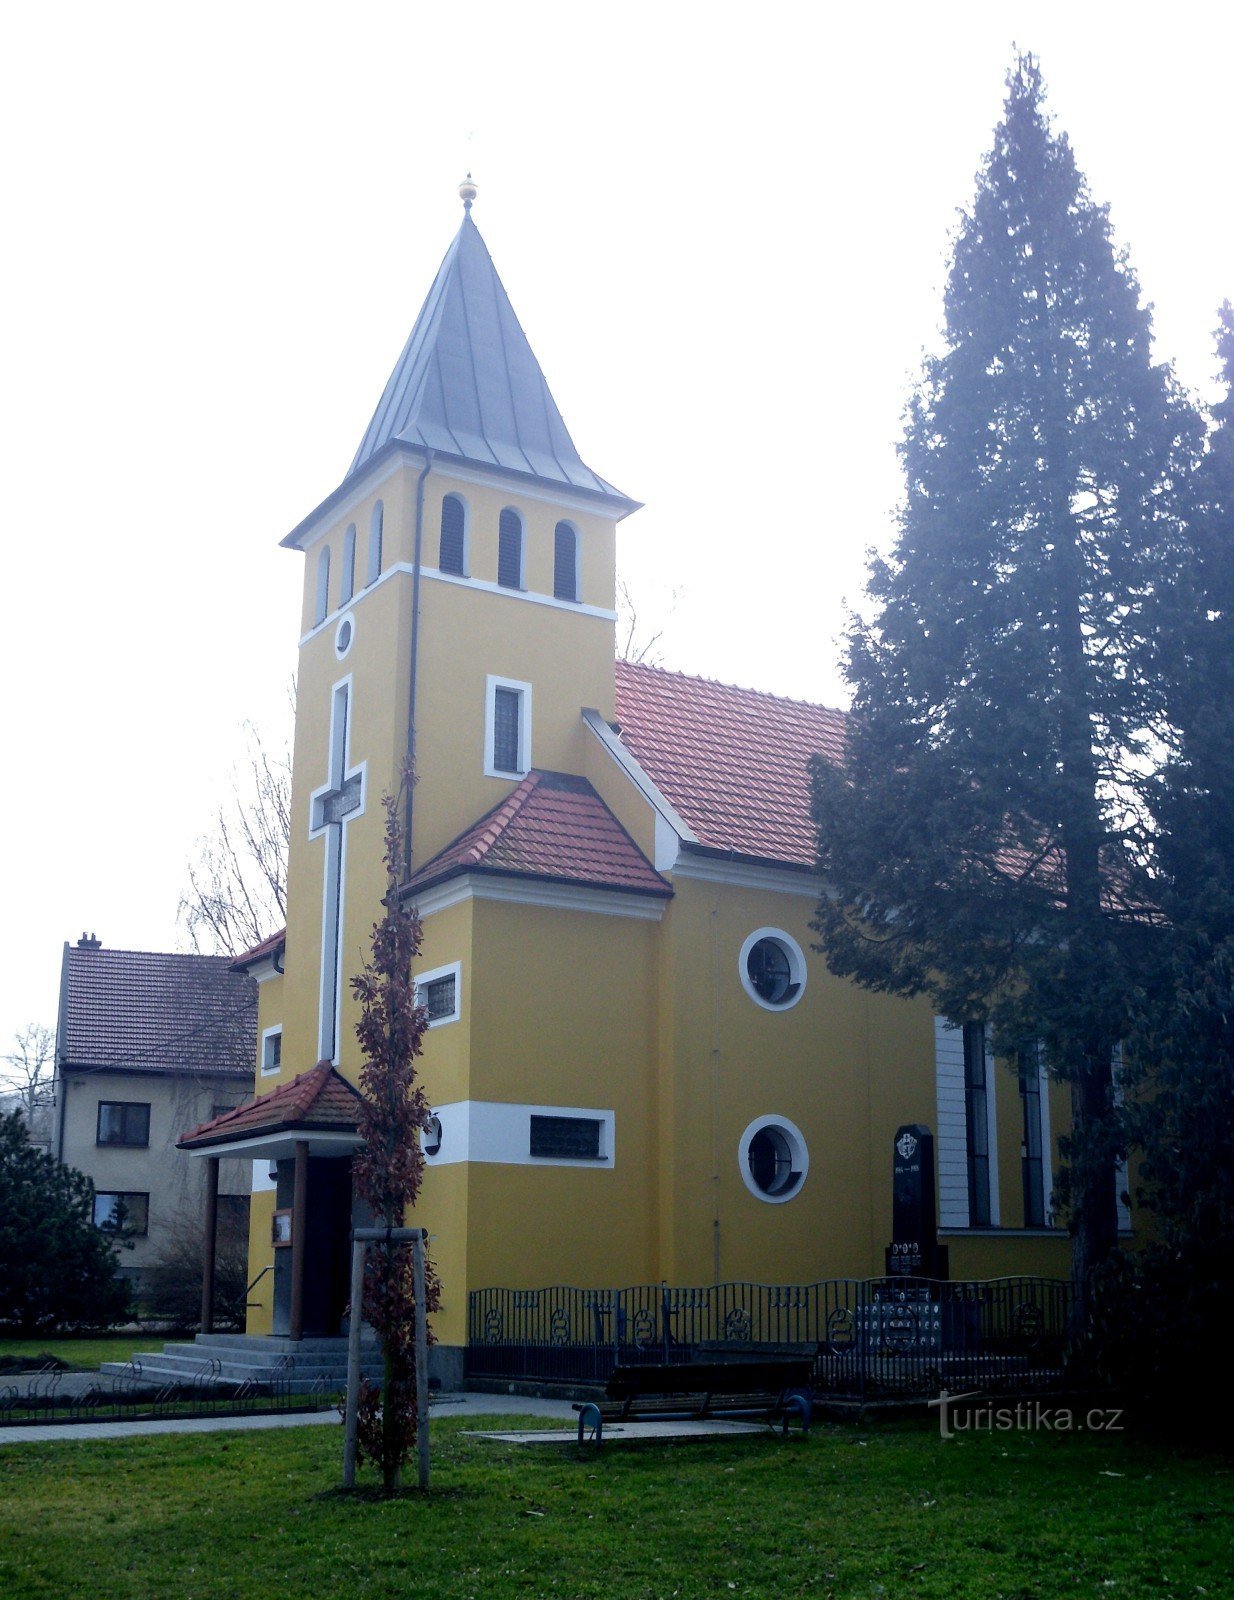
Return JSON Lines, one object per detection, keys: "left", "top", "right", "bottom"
{"left": 290, "top": 1139, "right": 309, "bottom": 1341}
{"left": 200, "top": 1156, "right": 219, "bottom": 1334}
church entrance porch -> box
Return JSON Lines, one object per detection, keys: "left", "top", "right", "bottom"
{"left": 271, "top": 1152, "right": 354, "bottom": 1337}
{"left": 176, "top": 1061, "right": 365, "bottom": 1342}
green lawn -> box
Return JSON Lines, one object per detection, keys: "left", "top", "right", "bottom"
{"left": 0, "top": 1414, "right": 1230, "bottom": 1599}
{"left": 0, "top": 1334, "right": 157, "bottom": 1371}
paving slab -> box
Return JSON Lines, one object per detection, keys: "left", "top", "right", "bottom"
{"left": 467, "top": 1419, "right": 768, "bottom": 1446}
{"left": 0, "top": 1390, "right": 579, "bottom": 1446}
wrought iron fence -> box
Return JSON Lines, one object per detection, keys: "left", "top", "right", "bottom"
{"left": 0, "top": 1356, "right": 332, "bottom": 1429}
{"left": 466, "top": 1277, "right": 1074, "bottom": 1398}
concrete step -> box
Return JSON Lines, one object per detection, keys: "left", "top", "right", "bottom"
{"left": 98, "top": 1332, "right": 386, "bottom": 1388}
{"left": 191, "top": 1334, "right": 380, "bottom": 1355}
{"left": 99, "top": 1356, "right": 383, "bottom": 1387}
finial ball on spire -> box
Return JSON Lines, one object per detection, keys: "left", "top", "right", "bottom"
{"left": 459, "top": 173, "right": 477, "bottom": 212}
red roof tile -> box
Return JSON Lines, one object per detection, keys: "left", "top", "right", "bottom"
{"left": 614, "top": 661, "right": 847, "bottom": 868}
{"left": 408, "top": 770, "right": 670, "bottom": 899}
{"left": 60, "top": 946, "right": 257, "bottom": 1078}
{"left": 231, "top": 928, "right": 286, "bottom": 972}
{"left": 177, "top": 1061, "right": 361, "bottom": 1149}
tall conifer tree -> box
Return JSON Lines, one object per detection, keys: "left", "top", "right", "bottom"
{"left": 811, "top": 57, "right": 1200, "bottom": 1289}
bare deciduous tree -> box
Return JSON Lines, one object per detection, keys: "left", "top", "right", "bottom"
{"left": 178, "top": 686, "right": 294, "bottom": 957}
{"left": 616, "top": 575, "right": 681, "bottom": 666}
{"left": 1, "top": 1024, "right": 56, "bottom": 1140}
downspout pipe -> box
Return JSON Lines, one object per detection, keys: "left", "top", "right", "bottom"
{"left": 404, "top": 451, "right": 434, "bottom": 881}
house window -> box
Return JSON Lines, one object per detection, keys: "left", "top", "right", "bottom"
{"left": 93, "top": 1192, "right": 149, "bottom": 1236}
{"left": 440, "top": 494, "right": 466, "bottom": 575}
{"left": 738, "top": 1115, "right": 809, "bottom": 1203}
{"left": 367, "top": 501, "right": 384, "bottom": 585}
{"left": 497, "top": 508, "right": 523, "bottom": 589}
{"left": 492, "top": 689, "right": 520, "bottom": 772}
{"left": 484, "top": 676, "right": 532, "bottom": 778}
{"left": 553, "top": 521, "right": 578, "bottom": 601}
{"left": 315, "top": 545, "right": 331, "bottom": 624}
{"left": 417, "top": 962, "right": 461, "bottom": 1027}
{"left": 96, "top": 1102, "right": 150, "bottom": 1148}
{"left": 261, "top": 1027, "right": 283, "bottom": 1076}
{"left": 738, "top": 929, "right": 807, "bottom": 1010}
{"left": 963, "top": 1022, "right": 992, "bottom": 1227}
{"left": 530, "top": 1115, "right": 603, "bottom": 1160}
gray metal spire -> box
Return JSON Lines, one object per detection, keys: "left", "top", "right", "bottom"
{"left": 349, "top": 189, "right": 634, "bottom": 510}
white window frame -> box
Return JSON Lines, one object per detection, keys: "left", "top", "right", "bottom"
{"left": 935, "top": 1017, "right": 1000, "bottom": 1228}
{"left": 260, "top": 1024, "right": 283, "bottom": 1077}
{"left": 367, "top": 500, "right": 384, "bottom": 585}
{"left": 341, "top": 523, "right": 357, "bottom": 604}
{"left": 314, "top": 544, "right": 331, "bottom": 625}
{"left": 497, "top": 506, "right": 525, "bottom": 590}
{"left": 738, "top": 927, "right": 808, "bottom": 1012}
{"left": 415, "top": 961, "right": 462, "bottom": 1028}
{"left": 484, "top": 674, "right": 532, "bottom": 779}
{"left": 438, "top": 491, "right": 470, "bottom": 577}
{"left": 737, "top": 1114, "right": 809, "bottom": 1204}
{"left": 553, "top": 519, "right": 580, "bottom": 602}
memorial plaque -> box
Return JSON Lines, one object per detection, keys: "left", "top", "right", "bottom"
{"left": 885, "top": 1123, "right": 948, "bottom": 1278}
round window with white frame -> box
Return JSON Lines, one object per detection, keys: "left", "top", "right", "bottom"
{"left": 738, "top": 1115, "right": 808, "bottom": 1203}
{"left": 334, "top": 614, "right": 355, "bottom": 660}
{"left": 739, "top": 928, "right": 806, "bottom": 1010}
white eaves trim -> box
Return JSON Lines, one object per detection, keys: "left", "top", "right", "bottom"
{"left": 286, "top": 454, "right": 404, "bottom": 551}
{"left": 414, "top": 871, "right": 668, "bottom": 923}
{"left": 581, "top": 707, "right": 696, "bottom": 872}
{"left": 672, "top": 852, "right": 822, "bottom": 900}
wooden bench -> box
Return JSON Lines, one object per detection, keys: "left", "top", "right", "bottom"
{"left": 572, "top": 1355, "right": 814, "bottom": 1445}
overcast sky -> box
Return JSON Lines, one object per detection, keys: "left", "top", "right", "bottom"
{"left": 1, "top": 2, "right": 1230, "bottom": 1061}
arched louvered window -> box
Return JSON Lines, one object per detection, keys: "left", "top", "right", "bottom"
{"left": 367, "top": 501, "right": 384, "bottom": 585}
{"left": 553, "top": 521, "right": 579, "bottom": 602}
{"left": 315, "top": 545, "right": 331, "bottom": 625}
{"left": 341, "top": 523, "right": 356, "bottom": 604}
{"left": 440, "top": 494, "right": 466, "bottom": 575}
{"left": 497, "top": 508, "right": 523, "bottom": 590}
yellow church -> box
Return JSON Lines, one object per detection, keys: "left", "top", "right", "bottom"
{"left": 180, "top": 185, "right": 1076, "bottom": 1384}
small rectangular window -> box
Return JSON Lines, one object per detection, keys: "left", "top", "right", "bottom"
{"left": 492, "top": 687, "right": 521, "bottom": 774}
{"left": 423, "top": 975, "right": 456, "bottom": 1021}
{"left": 93, "top": 1191, "right": 150, "bottom": 1236}
{"left": 530, "top": 1114, "right": 603, "bottom": 1160}
{"left": 261, "top": 1030, "right": 283, "bottom": 1075}
{"left": 96, "top": 1102, "right": 151, "bottom": 1148}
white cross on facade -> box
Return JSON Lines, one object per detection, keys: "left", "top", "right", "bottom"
{"left": 309, "top": 679, "right": 366, "bottom": 1062}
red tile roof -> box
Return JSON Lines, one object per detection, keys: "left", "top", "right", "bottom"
{"left": 614, "top": 660, "right": 847, "bottom": 868}
{"left": 60, "top": 946, "right": 257, "bottom": 1078}
{"left": 231, "top": 928, "right": 286, "bottom": 973}
{"left": 177, "top": 1061, "right": 361, "bottom": 1149}
{"left": 408, "top": 770, "right": 671, "bottom": 899}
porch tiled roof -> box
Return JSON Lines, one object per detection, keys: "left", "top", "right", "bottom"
{"left": 613, "top": 660, "right": 847, "bottom": 869}
{"left": 407, "top": 770, "right": 670, "bottom": 899}
{"left": 177, "top": 1061, "right": 361, "bottom": 1150}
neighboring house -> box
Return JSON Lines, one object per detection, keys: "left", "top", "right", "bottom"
{"left": 55, "top": 936, "right": 257, "bottom": 1294}
{"left": 179, "top": 189, "right": 1077, "bottom": 1380}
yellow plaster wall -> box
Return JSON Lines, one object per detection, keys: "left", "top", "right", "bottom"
{"left": 658, "top": 875, "right": 941, "bottom": 1288}
{"left": 245, "top": 1189, "right": 276, "bottom": 1335}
